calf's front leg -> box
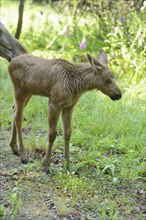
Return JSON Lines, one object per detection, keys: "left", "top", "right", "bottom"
{"left": 42, "top": 103, "right": 60, "bottom": 173}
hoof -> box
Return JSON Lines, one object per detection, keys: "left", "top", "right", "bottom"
{"left": 46, "top": 168, "right": 50, "bottom": 175}
{"left": 10, "top": 143, "right": 19, "bottom": 156}
{"left": 42, "top": 164, "right": 50, "bottom": 174}
{"left": 21, "top": 158, "right": 29, "bottom": 164}
{"left": 20, "top": 153, "right": 29, "bottom": 164}
{"left": 63, "top": 159, "right": 70, "bottom": 171}
{"left": 12, "top": 149, "right": 19, "bottom": 156}
{"left": 42, "top": 157, "right": 51, "bottom": 174}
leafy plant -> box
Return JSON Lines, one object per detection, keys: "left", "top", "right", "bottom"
{"left": 0, "top": 205, "right": 6, "bottom": 220}
{"left": 9, "top": 186, "right": 22, "bottom": 219}
{"left": 0, "top": 1, "right": 145, "bottom": 219}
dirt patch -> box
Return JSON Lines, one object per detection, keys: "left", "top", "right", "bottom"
{"left": 0, "top": 132, "right": 61, "bottom": 219}
{"left": 0, "top": 131, "right": 90, "bottom": 220}
{"left": 0, "top": 130, "right": 145, "bottom": 220}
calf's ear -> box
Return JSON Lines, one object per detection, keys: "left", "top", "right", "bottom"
{"left": 98, "top": 49, "right": 108, "bottom": 65}
{"left": 87, "top": 53, "right": 102, "bottom": 70}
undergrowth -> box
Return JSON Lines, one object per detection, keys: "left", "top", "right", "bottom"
{"left": 0, "top": 0, "right": 145, "bottom": 219}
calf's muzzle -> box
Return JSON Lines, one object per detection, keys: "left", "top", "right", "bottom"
{"left": 110, "top": 92, "right": 122, "bottom": 101}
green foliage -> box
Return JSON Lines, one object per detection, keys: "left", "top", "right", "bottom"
{"left": 0, "top": 0, "right": 145, "bottom": 219}
{"left": 1, "top": 1, "right": 145, "bottom": 83}
{"left": 0, "top": 205, "right": 6, "bottom": 220}
{"left": 9, "top": 185, "right": 22, "bottom": 219}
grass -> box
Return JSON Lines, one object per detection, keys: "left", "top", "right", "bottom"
{"left": 0, "top": 56, "right": 145, "bottom": 219}
{"left": 0, "top": 1, "right": 145, "bottom": 219}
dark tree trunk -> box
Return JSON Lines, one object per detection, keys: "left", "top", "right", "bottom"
{"left": 0, "top": 22, "right": 28, "bottom": 62}
{"left": 15, "top": 0, "right": 25, "bottom": 39}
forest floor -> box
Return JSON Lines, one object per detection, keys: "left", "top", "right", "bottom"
{"left": 0, "top": 129, "right": 146, "bottom": 220}
{"left": 1, "top": 129, "right": 98, "bottom": 220}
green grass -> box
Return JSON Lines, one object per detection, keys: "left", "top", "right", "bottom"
{"left": 0, "top": 56, "right": 145, "bottom": 219}
{"left": 0, "top": 1, "right": 145, "bottom": 219}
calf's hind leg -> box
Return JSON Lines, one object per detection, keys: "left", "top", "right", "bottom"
{"left": 9, "top": 104, "right": 19, "bottom": 155}
{"left": 62, "top": 105, "right": 74, "bottom": 170}
{"left": 11, "top": 92, "right": 30, "bottom": 163}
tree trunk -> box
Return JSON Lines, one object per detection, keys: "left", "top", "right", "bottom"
{"left": 0, "top": 22, "right": 28, "bottom": 62}
{"left": 15, "top": 0, "right": 25, "bottom": 39}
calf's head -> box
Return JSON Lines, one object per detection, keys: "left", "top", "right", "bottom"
{"left": 87, "top": 49, "right": 122, "bottom": 101}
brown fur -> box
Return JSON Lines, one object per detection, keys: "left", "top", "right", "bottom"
{"left": 8, "top": 50, "right": 122, "bottom": 173}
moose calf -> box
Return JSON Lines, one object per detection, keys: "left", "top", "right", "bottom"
{"left": 8, "top": 49, "right": 122, "bottom": 173}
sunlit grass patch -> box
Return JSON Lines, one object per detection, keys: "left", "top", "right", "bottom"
{"left": 0, "top": 1, "right": 145, "bottom": 218}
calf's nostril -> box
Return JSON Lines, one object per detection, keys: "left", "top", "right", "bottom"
{"left": 110, "top": 92, "right": 122, "bottom": 101}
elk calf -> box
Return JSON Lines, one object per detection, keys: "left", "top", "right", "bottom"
{"left": 8, "top": 49, "right": 122, "bottom": 173}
